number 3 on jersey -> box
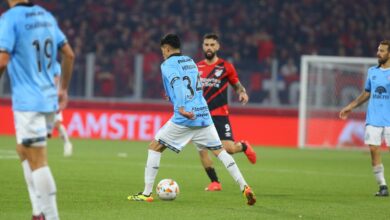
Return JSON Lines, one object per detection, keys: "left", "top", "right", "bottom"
{"left": 32, "top": 38, "right": 53, "bottom": 72}
{"left": 183, "top": 75, "right": 202, "bottom": 100}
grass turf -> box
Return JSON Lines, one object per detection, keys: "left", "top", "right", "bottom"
{"left": 0, "top": 135, "right": 389, "bottom": 220}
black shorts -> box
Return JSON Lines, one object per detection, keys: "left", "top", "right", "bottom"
{"left": 212, "top": 116, "right": 234, "bottom": 141}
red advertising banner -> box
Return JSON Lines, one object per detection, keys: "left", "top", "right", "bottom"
{"left": 0, "top": 105, "right": 298, "bottom": 147}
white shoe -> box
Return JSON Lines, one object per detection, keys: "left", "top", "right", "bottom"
{"left": 64, "top": 142, "right": 73, "bottom": 157}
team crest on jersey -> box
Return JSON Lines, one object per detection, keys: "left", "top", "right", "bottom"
{"left": 214, "top": 69, "right": 223, "bottom": 77}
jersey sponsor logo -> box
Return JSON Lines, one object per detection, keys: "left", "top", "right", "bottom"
{"left": 25, "top": 11, "right": 44, "bottom": 18}
{"left": 201, "top": 78, "right": 221, "bottom": 88}
{"left": 25, "top": 21, "right": 53, "bottom": 30}
{"left": 182, "top": 64, "right": 196, "bottom": 70}
{"left": 375, "top": 86, "right": 387, "bottom": 94}
{"left": 177, "top": 58, "right": 192, "bottom": 64}
{"left": 373, "top": 86, "right": 389, "bottom": 99}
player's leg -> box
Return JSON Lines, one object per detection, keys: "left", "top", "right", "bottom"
{"left": 14, "top": 112, "right": 59, "bottom": 219}
{"left": 197, "top": 147, "right": 221, "bottom": 191}
{"left": 222, "top": 140, "right": 257, "bottom": 164}
{"left": 194, "top": 124, "right": 256, "bottom": 205}
{"left": 128, "top": 121, "right": 191, "bottom": 202}
{"left": 55, "top": 112, "right": 73, "bottom": 157}
{"left": 365, "top": 125, "right": 388, "bottom": 196}
{"left": 16, "top": 144, "right": 43, "bottom": 218}
{"left": 213, "top": 116, "right": 256, "bottom": 163}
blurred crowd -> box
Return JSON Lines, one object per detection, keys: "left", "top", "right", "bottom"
{"left": 1, "top": 0, "right": 389, "bottom": 104}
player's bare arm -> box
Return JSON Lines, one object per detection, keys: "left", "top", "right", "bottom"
{"left": 58, "top": 43, "right": 75, "bottom": 111}
{"left": 0, "top": 52, "right": 10, "bottom": 78}
{"left": 178, "top": 106, "right": 195, "bottom": 120}
{"left": 339, "top": 91, "right": 370, "bottom": 120}
{"left": 233, "top": 82, "right": 249, "bottom": 105}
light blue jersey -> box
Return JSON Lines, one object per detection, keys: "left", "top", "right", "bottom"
{"left": 53, "top": 61, "right": 61, "bottom": 76}
{"left": 161, "top": 54, "right": 213, "bottom": 127}
{"left": 0, "top": 3, "right": 67, "bottom": 112}
{"left": 364, "top": 66, "right": 390, "bottom": 126}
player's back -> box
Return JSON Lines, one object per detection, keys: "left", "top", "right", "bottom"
{"left": 0, "top": 3, "right": 64, "bottom": 112}
{"left": 161, "top": 55, "right": 213, "bottom": 127}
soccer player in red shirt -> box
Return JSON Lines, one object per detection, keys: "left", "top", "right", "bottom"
{"left": 197, "top": 33, "right": 257, "bottom": 191}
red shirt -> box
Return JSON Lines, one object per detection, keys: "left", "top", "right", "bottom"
{"left": 197, "top": 58, "right": 239, "bottom": 116}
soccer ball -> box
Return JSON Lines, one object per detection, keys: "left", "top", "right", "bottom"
{"left": 156, "top": 179, "right": 180, "bottom": 201}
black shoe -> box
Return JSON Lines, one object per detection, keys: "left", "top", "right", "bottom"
{"left": 375, "top": 185, "right": 389, "bottom": 197}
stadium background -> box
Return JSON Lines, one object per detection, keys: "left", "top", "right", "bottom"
{"left": 1, "top": 0, "right": 389, "bottom": 147}
{"left": 1, "top": 1, "right": 390, "bottom": 219}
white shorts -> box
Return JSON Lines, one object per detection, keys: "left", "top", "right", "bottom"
{"left": 155, "top": 121, "right": 222, "bottom": 153}
{"left": 364, "top": 125, "right": 390, "bottom": 147}
{"left": 55, "top": 111, "right": 63, "bottom": 122}
{"left": 13, "top": 111, "right": 56, "bottom": 147}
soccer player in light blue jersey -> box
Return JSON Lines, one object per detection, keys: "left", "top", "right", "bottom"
{"left": 340, "top": 40, "right": 390, "bottom": 197}
{"left": 128, "top": 34, "right": 256, "bottom": 205}
{"left": 0, "top": 1, "right": 75, "bottom": 219}
{"left": 51, "top": 61, "right": 73, "bottom": 157}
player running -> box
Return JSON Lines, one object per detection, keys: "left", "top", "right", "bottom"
{"left": 196, "top": 33, "right": 257, "bottom": 191}
{"left": 51, "top": 62, "right": 73, "bottom": 157}
{"left": 128, "top": 34, "right": 256, "bottom": 205}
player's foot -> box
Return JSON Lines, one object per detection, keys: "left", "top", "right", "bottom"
{"left": 64, "top": 142, "right": 73, "bottom": 157}
{"left": 128, "top": 192, "right": 154, "bottom": 202}
{"left": 375, "top": 185, "right": 389, "bottom": 197}
{"left": 241, "top": 140, "right": 257, "bottom": 164}
{"left": 205, "top": 181, "right": 222, "bottom": 191}
{"left": 32, "top": 213, "right": 45, "bottom": 220}
{"left": 243, "top": 185, "right": 256, "bottom": 206}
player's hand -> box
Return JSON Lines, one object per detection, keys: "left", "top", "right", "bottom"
{"left": 339, "top": 107, "right": 351, "bottom": 120}
{"left": 239, "top": 91, "right": 249, "bottom": 105}
{"left": 178, "top": 107, "right": 195, "bottom": 120}
{"left": 163, "top": 93, "right": 170, "bottom": 101}
{"left": 58, "top": 89, "right": 69, "bottom": 111}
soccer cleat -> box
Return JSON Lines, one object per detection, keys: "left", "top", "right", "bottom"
{"left": 375, "top": 185, "right": 389, "bottom": 197}
{"left": 205, "top": 181, "right": 222, "bottom": 191}
{"left": 128, "top": 192, "right": 154, "bottom": 202}
{"left": 243, "top": 185, "right": 256, "bottom": 206}
{"left": 32, "top": 214, "right": 45, "bottom": 220}
{"left": 64, "top": 142, "right": 73, "bottom": 157}
{"left": 241, "top": 140, "right": 257, "bottom": 164}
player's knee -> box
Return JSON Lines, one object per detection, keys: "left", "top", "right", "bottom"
{"left": 16, "top": 144, "right": 26, "bottom": 161}
{"left": 149, "top": 140, "right": 165, "bottom": 152}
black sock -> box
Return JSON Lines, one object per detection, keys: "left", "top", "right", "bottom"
{"left": 241, "top": 142, "right": 247, "bottom": 152}
{"left": 205, "top": 167, "right": 219, "bottom": 183}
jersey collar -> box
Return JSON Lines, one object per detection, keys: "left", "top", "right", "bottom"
{"left": 167, "top": 53, "right": 182, "bottom": 59}
{"left": 15, "top": 2, "right": 34, "bottom": 7}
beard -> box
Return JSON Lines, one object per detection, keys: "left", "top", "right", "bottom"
{"left": 204, "top": 51, "right": 216, "bottom": 60}
{"left": 378, "top": 54, "right": 389, "bottom": 65}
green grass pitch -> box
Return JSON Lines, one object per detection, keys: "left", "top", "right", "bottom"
{"left": 0, "top": 135, "right": 389, "bottom": 220}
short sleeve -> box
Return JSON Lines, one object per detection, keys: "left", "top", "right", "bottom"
{"left": 54, "top": 22, "right": 67, "bottom": 49}
{"left": 0, "top": 15, "right": 15, "bottom": 53}
{"left": 364, "top": 69, "right": 371, "bottom": 92}
{"left": 162, "top": 64, "right": 180, "bottom": 86}
{"left": 226, "top": 62, "right": 239, "bottom": 85}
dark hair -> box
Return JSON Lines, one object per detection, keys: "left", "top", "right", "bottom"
{"left": 380, "top": 40, "right": 390, "bottom": 52}
{"left": 160, "top": 34, "right": 181, "bottom": 49}
{"left": 203, "top": 33, "right": 219, "bottom": 42}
